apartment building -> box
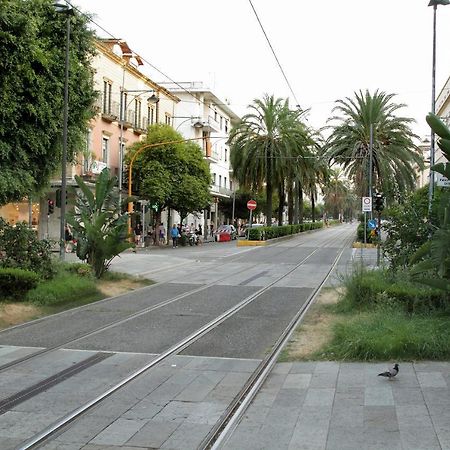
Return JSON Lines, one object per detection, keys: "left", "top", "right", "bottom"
{"left": 160, "top": 81, "right": 240, "bottom": 233}
{"left": 37, "top": 39, "right": 179, "bottom": 239}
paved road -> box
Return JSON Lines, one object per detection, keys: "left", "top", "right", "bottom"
{"left": 1, "top": 225, "right": 447, "bottom": 449}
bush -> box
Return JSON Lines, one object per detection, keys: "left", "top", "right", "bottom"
{"left": 0, "top": 268, "right": 39, "bottom": 300}
{"left": 247, "top": 222, "right": 323, "bottom": 241}
{"left": 338, "top": 266, "right": 447, "bottom": 313}
{"left": 0, "top": 219, "right": 55, "bottom": 278}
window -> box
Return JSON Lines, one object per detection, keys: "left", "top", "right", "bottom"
{"left": 220, "top": 116, "right": 223, "bottom": 129}
{"left": 123, "top": 93, "right": 128, "bottom": 120}
{"left": 148, "top": 106, "right": 155, "bottom": 125}
{"left": 134, "top": 98, "right": 142, "bottom": 128}
{"left": 103, "top": 80, "right": 112, "bottom": 114}
{"left": 102, "top": 136, "right": 109, "bottom": 164}
{"left": 214, "top": 109, "right": 217, "bottom": 121}
{"left": 225, "top": 149, "right": 228, "bottom": 162}
{"left": 224, "top": 177, "right": 227, "bottom": 189}
{"left": 84, "top": 129, "right": 93, "bottom": 173}
{"left": 213, "top": 173, "right": 216, "bottom": 184}
{"left": 230, "top": 180, "right": 233, "bottom": 191}
{"left": 165, "top": 114, "right": 171, "bottom": 126}
{"left": 225, "top": 120, "right": 229, "bottom": 133}
{"left": 219, "top": 175, "right": 222, "bottom": 187}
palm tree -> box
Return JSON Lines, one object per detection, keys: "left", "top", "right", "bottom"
{"left": 229, "top": 94, "right": 310, "bottom": 223}
{"left": 323, "top": 169, "right": 352, "bottom": 221}
{"left": 325, "top": 90, "right": 423, "bottom": 200}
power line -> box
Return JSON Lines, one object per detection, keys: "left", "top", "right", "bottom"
{"left": 65, "top": 1, "right": 225, "bottom": 114}
{"left": 247, "top": 0, "right": 301, "bottom": 110}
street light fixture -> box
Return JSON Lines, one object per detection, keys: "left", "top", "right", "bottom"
{"left": 118, "top": 89, "right": 159, "bottom": 205}
{"left": 54, "top": 1, "right": 74, "bottom": 260}
{"left": 428, "top": 0, "right": 449, "bottom": 214}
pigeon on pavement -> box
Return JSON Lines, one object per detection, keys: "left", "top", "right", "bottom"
{"left": 378, "top": 363, "right": 399, "bottom": 379}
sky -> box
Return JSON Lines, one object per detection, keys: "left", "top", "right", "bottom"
{"left": 72, "top": 0, "right": 450, "bottom": 139}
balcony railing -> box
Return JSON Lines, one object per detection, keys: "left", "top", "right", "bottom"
{"left": 210, "top": 184, "right": 232, "bottom": 197}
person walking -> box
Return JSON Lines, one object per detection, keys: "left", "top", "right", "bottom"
{"left": 171, "top": 224, "right": 180, "bottom": 248}
{"left": 134, "top": 222, "right": 143, "bottom": 247}
{"left": 158, "top": 222, "right": 166, "bottom": 245}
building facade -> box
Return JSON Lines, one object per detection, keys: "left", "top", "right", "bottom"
{"left": 160, "top": 81, "right": 240, "bottom": 234}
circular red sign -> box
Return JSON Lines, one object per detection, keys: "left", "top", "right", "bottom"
{"left": 247, "top": 200, "right": 257, "bottom": 210}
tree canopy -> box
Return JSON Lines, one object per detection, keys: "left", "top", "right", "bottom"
{"left": 325, "top": 90, "right": 423, "bottom": 200}
{"left": 0, "top": 0, "right": 97, "bottom": 205}
{"left": 126, "top": 124, "right": 211, "bottom": 220}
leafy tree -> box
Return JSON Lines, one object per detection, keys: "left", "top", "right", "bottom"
{"left": 325, "top": 90, "right": 423, "bottom": 200}
{"left": 126, "top": 124, "right": 211, "bottom": 225}
{"left": 0, "top": 0, "right": 96, "bottom": 205}
{"left": 66, "top": 169, "right": 132, "bottom": 278}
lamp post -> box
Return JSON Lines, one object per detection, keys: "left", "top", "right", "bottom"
{"left": 428, "top": 0, "right": 450, "bottom": 213}
{"left": 54, "top": 1, "right": 74, "bottom": 260}
{"left": 118, "top": 89, "right": 159, "bottom": 206}
{"left": 174, "top": 116, "right": 202, "bottom": 131}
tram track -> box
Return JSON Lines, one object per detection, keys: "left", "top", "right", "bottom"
{"left": 2, "top": 225, "right": 354, "bottom": 449}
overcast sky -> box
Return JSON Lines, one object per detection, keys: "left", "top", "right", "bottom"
{"left": 73, "top": 0, "right": 450, "bottom": 139}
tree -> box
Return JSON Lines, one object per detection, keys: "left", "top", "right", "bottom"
{"left": 325, "top": 90, "right": 423, "bottom": 200}
{"left": 66, "top": 169, "right": 133, "bottom": 278}
{"left": 322, "top": 169, "right": 354, "bottom": 220}
{"left": 0, "top": 0, "right": 96, "bottom": 205}
{"left": 229, "top": 95, "right": 311, "bottom": 224}
{"left": 126, "top": 124, "right": 211, "bottom": 225}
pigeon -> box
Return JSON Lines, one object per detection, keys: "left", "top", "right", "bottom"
{"left": 378, "top": 363, "right": 399, "bottom": 380}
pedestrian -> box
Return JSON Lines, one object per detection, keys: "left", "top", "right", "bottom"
{"left": 64, "top": 224, "right": 73, "bottom": 253}
{"left": 158, "top": 222, "right": 165, "bottom": 245}
{"left": 198, "top": 224, "right": 202, "bottom": 236}
{"left": 134, "top": 222, "right": 143, "bottom": 248}
{"left": 171, "top": 224, "right": 180, "bottom": 248}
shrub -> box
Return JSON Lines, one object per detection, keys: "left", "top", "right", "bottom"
{"left": 0, "top": 218, "right": 55, "bottom": 278}
{"left": 247, "top": 222, "right": 324, "bottom": 240}
{"left": 0, "top": 268, "right": 39, "bottom": 300}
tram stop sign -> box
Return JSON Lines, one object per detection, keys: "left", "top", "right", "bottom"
{"left": 368, "top": 219, "right": 377, "bottom": 230}
{"left": 247, "top": 200, "right": 257, "bottom": 211}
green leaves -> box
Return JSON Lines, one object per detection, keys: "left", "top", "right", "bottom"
{"left": 67, "top": 169, "right": 133, "bottom": 278}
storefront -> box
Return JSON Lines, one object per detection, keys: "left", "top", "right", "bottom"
{"left": 0, "top": 200, "right": 40, "bottom": 232}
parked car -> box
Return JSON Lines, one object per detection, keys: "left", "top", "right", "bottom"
{"left": 214, "top": 224, "right": 237, "bottom": 241}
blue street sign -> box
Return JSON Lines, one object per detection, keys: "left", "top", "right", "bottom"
{"left": 368, "top": 219, "right": 377, "bottom": 230}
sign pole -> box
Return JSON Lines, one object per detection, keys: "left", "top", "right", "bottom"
{"left": 247, "top": 209, "right": 253, "bottom": 240}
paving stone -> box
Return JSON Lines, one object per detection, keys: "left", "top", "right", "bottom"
{"left": 89, "top": 418, "right": 146, "bottom": 446}
{"left": 392, "top": 388, "right": 425, "bottom": 406}
{"left": 396, "top": 404, "right": 434, "bottom": 429}
{"left": 297, "top": 406, "right": 333, "bottom": 427}
{"left": 272, "top": 388, "right": 307, "bottom": 408}
{"left": 160, "top": 422, "right": 212, "bottom": 449}
{"left": 430, "top": 413, "right": 450, "bottom": 450}
{"left": 185, "top": 401, "right": 226, "bottom": 425}
{"left": 152, "top": 400, "right": 198, "bottom": 423}
{"left": 121, "top": 398, "right": 165, "bottom": 420}
{"left": 125, "top": 419, "right": 179, "bottom": 448}
{"left": 289, "top": 361, "right": 317, "bottom": 374}
{"left": 417, "top": 372, "right": 447, "bottom": 388}
{"left": 52, "top": 416, "right": 114, "bottom": 445}
{"left": 282, "top": 373, "right": 311, "bottom": 389}
{"left": 303, "top": 388, "right": 335, "bottom": 407}
{"left": 329, "top": 405, "right": 364, "bottom": 429}
{"left": 364, "top": 386, "right": 394, "bottom": 406}
{"left": 223, "top": 424, "right": 263, "bottom": 450}
{"left": 364, "top": 405, "right": 398, "bottom": 432}
{"left": 272, "top": 362, "right": 293, "bottom": 374}
{"left": 310, "top": 371, "right": 339, "bottom": 388}
{"left": 399, "top": 425, "right": 441, "bottom": 450}
{"left": 175, "top": 370, "right": 225, "bottom": 402}
{"left": 289, "top": 424, "right": 328, "bottom": 450}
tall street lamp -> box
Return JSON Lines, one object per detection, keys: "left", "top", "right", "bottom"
{"left": 54, "top": 1, "right": 74, "bottom": 260}
{"left": 118, "top": 89, "right": 159, "bottom": 206}
{"left": 428, "top": 0, "right": 449, "bottom": 213}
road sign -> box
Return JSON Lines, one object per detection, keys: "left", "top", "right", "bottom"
{"left": 437, "top": 175, "right": 450, "bottom": 187}
{"left": 247, "top": 199, "right": 257, "bottom": 210}
{"left": 362, "top": 197, "right": 372, "bottom": 212}
{"left": 368, "top": 219, "right": 377, "bottom": 230}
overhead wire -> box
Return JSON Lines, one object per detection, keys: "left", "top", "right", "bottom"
{"left": 247, "top": 0, "right": 302, "bottom": 110}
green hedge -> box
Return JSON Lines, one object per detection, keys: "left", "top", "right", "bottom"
{"left": 0, "top": 268, "right": 39, "bottom": 301}
{"left": 248, "top": 221, "right": 324, "bottom": 241}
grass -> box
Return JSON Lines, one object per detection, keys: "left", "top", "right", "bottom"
{"left": 282, "top": 267, "right": 450, "bottom": 362}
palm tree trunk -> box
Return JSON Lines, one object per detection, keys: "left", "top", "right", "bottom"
{"left": 311, "top": 188, "right": 316, "bottom": 222}
{"left": 294, "top": 181, "right": 299, "bottom": 224}
{"left": 278, "top": 181, "right": 285, "bottom": 226}
{"left": 298, "top": 184, "right": 304, "bottom": 224}
{"left": 266, "top": 180, "right": 273, "bottom": 226}
{"left": 288, "top": 183, "right": 294, "bottom": 224}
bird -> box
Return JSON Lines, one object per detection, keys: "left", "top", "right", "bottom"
{"left": 378, "top": 363, "right": 399, "bottom": 380}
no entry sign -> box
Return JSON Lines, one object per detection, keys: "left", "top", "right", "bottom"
{"left": 247, "top": 200, "right": 257, "bottom": 210}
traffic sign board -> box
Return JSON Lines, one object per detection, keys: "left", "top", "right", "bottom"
{"left": 247, "top": 200, "right": 257, "bottom": 210}
{"left": 362, "top": 197, "right": 372, "bottom": 212}
{"left": 368, "top": 219, "right": 377, "bottom": 230}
